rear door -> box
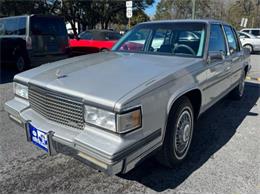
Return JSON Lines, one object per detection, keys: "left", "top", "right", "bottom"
{"left": 223, "top": 25, "right": 244, "bottom": 87}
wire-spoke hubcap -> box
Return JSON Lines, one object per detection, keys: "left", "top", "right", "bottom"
{"left": 16, "top": 57, "right": 25, "bottom": 72}
{"left": 175, "top": 109, "right": 192, "bottom": 155}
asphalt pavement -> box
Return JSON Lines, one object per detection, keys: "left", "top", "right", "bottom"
{"left": 0, "top": 55, "right": 259, "bottom": 193}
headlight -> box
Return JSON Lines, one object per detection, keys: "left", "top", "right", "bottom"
{"left": 14, "top": 82, "right": 28, "bottom": 99}
{"left": 84, "top": 105, "right": 142, "bottom": 133}
{"left": 84, "top": 105, "right": 116, "bottom": 131}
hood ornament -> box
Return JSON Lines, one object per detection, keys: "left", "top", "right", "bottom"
{"left": 56, "top": 69, "right": 67, "bottom": 79}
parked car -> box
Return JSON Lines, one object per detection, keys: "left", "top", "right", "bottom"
{"left": 69, "top": 30, "right": 121, "bottom": 55}
{"left": 240, "top": 28, "right": 260, "bottom": 38}
{"left": 0, "top": 15, "right": 69, "bottom": 72}
{"left": 5, "top": 20, "right": 250, "bottom": 175}
{"left": 238, "top": 31, "right": 260, "bottom": 53}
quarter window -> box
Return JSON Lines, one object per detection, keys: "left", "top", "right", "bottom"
{"left": 0, "top": 17, "right": 26, "bottom": 35}
{"left": 208, "top": 24, "right": 227, "bottom": 55}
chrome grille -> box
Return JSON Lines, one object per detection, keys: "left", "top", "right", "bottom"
{"left": 29, "top": 85, "right": 84, "bottom": 130}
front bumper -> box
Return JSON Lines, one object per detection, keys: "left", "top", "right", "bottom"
{"left": 4, "top": 98, "right": 161, "bottom": 175}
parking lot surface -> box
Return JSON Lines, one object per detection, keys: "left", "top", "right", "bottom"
{"left": 0, "top": 55, "right": 259, "bottom": 193}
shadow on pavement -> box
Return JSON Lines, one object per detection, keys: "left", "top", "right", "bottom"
{"left": 121, "top": 82, "right": 259, "bottom": 192}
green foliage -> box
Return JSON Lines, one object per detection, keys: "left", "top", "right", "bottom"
{"left": 154, "top": 0, "right": 260, "bottom": 29}
{"left": 0, "top": 0, "right": 50, "bottom": 16}
{"left": 130, "top": 9, "right": 150, "bottom": 26}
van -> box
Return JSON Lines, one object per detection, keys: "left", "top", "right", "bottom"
{"left": 0, "top": 15, "right": 69, "bottom": 72}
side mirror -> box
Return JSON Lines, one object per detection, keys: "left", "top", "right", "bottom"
{"left": 239, "top": 35, "right": 246, "bottom": 39}
{"left": 207, "top": 51, "right": 225, "bottom": 63}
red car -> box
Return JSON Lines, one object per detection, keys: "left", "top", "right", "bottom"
{"left": 69, "top": 30, "right": 121, "bottom": 55}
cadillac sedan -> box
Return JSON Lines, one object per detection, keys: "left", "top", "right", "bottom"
{"left": 5, "top": 20, "right": 250, "bottom": 175}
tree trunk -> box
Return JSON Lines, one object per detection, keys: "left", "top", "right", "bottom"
{"left": 70, "top": 21, "right": 78, "bottom": 38}
{"left": 104, "top": 20, "right": 110, "bottom": 29}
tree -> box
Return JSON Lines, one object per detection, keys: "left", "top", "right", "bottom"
{"left": 0, "top": 0, "right": 155, "bottom": 36}
{"left": 0, "top": 0, "right": 49, "bottom": 16}
{"left": 130, "top": 9, "right": 150, "bottom": 26}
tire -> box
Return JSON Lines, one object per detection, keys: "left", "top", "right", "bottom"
{"left": 244, "top": 44, "right": 253, "bottom": 54}
{"left": 230, "top": 70, "right": 246, "bottom": 100}
{"left": 157, "top": 96, "right": 194, "bottom": 168}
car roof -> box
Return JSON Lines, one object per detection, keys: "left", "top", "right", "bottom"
{"left": 140, "top": 19, "right": 231, "bottom": 26}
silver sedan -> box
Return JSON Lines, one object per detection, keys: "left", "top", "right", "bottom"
{"left": 4, "top": 20, "right": 251, "bottom": 175}
{"left": 238, "top": 31, "right": 260, "bottom": 53}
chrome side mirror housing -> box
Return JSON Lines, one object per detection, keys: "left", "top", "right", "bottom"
{"left": 207, "top": 51, "right": 225, "bottom": 64}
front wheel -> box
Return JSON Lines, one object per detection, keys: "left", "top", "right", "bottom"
{"left": 157, "top": 96, "right": 194, "bottom": 167}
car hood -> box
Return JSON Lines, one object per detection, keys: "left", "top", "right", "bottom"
{"left": 15, "top": 52, "right": 197, "bottom": 110}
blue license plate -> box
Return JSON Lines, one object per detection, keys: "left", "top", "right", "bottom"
{"left": 28, "top": 123, "right": 48, "bottom": 152}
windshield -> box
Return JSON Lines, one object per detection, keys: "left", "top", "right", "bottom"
{"left": 112, "top": 22, "right": 206, "bottom": 57}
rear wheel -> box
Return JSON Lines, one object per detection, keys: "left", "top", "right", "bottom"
{"left": 230, "top": 70, "right": 246, "bottom": 100}
{"left": 157, "top": 97, "right": 194, "bottom": 167}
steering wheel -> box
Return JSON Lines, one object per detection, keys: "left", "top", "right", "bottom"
{"left": 173, "top": 44, "right": 196, "bottom": 56}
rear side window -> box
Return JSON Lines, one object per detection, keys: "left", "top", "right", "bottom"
{"left": 106, "top": 32, "right": 121, "bottom": 40}
{"left": 79, "top": 31, "right": 93, "bottom": 40}
{"left": 208, "top": 24, "right": 227, "bottom": 55}
{"left": 31, "top": 17, "right": 67, "bottom": 36}
{"left": 223, "top": 26, "right": 239, "bottom": 54}
{"left": 251, "top": 30, "right": 260, "bottom": 36}
{"left": 0, "top": 17, "right": 26, "bottom": 35}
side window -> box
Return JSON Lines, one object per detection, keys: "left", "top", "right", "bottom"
{"left": 17, "top": 17, "right": 26, "bottom": 35}
{"left": 223, "top": 26, "right": 239, "bottom": 54}
{"left": 79, "top": 32, "right": 93, "bottom": 40}
{"left": 1, "top": 17, "right": 26, "bottom": 35}
{"left": 208, "top": 24, "right": 227, "bottom": 55}
{"left": 251, "top": 30, "right": 260, "bottom": 36}
{"left": 107, "top": 32, "right": 121, "bottom": 40}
